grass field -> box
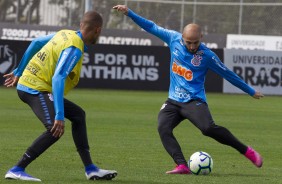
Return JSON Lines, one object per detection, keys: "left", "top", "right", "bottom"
{"left": 0, "top": 87, "right": 281, "bottom": 184}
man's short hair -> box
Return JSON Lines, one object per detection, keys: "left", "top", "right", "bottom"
{"left": 81, "top": 11, "right": 103, "bottom": 28}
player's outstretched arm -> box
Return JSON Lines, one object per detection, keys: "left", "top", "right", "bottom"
{"left": 113, "top": 5, "right": 129, "bottom": 15}
{"left": 113, "top": 4, "right": 173, "bottom": 44}
{"left": 3, "top": 72, "right": 19, "bottom": 87}
{"left": 252, "top": 91, "right": 264, "bottom": 99}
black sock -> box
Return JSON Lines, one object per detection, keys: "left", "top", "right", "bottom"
{"left": 78, "top": 149, "right": 93, "bottom": 167}
{"left": 16, "top": 150, "right": 38, "bottom": 168}
{"left": 16, "top": 131, "right": 59, "bottom": 168}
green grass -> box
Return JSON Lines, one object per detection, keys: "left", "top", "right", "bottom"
{"left": 0, "top": 87, "right": 281, "bottom": 184}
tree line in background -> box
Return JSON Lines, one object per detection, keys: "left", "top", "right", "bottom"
{"left": 0, "top": 0, "right": 282, "bottom": 36}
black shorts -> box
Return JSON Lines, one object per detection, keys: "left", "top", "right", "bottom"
{"left": 158, "top": 98, "right": 214, "bottom": 131}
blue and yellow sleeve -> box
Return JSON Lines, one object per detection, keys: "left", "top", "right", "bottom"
{"left": 13, "top": 34, "right": 55, "bottom": 77}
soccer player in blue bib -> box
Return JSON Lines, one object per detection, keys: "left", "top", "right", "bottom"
{"left": 3, "top": 11, "right": 117, "bottom": 181}
{"left": 114, "top": 5, "right": 264, "bottom": 174}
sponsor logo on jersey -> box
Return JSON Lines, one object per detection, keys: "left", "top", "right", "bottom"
{"left": 21, "top": 75, "right": 37, "bottom": 85}
{"left": 172, "top": 61, "right": 193, "bottom": 81}
{"left": 35, "top": 50, "right": 49, "bottom": 66}
{"left": 26, "top": 64, "right": 40, "bottom": 76}
{"left": 173, "top": 86, "right": 191, "bottom": 100}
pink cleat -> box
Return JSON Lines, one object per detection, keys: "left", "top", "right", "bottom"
{"left": 244, "top": 146, "right": 263, "bottom": 168}
{"left": 166, "top": 164, "right": 191, "bottom": 174}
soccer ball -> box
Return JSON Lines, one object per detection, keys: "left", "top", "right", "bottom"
{"left": 188, "top": 151, "right": 213, "bottom": 175}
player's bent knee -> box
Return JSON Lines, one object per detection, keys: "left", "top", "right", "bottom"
{"left": 158, "top": 124, "right": 173, "bottom": 138}
{"left": 201, "top": 125, "right": 216, "bottom": 137}
{"left": 76, "top": 108, "right": 86, "bottom": 119}
{"left": 70, "top": 109, "right": 86, "bottom": 124}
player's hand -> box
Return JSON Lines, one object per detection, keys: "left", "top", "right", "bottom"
{"left": 3, "top": 72, "right": 19, "bottom": 87}
{"left": 252, "top": 91, "right": 264, "bottom": 99}
{"left": 113, "top": 5, "right": 129, "bottom": 15}
{"left": 51, "top": 120, "right": 65, "bottom": 138}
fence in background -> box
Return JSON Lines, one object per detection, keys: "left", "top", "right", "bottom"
{"left": 0, "top": 0, "right": 282, "bottom": 35}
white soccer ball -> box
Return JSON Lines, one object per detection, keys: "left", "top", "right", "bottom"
{"left": 188, "top": 151, "right": 213, "bottom": 175}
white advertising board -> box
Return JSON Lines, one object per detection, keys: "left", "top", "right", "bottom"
{"left": 223, "top": 49, "right": 282, "bottom": 95}
{"left": 226, "top": 34, "right": 282, "bottom": 51}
